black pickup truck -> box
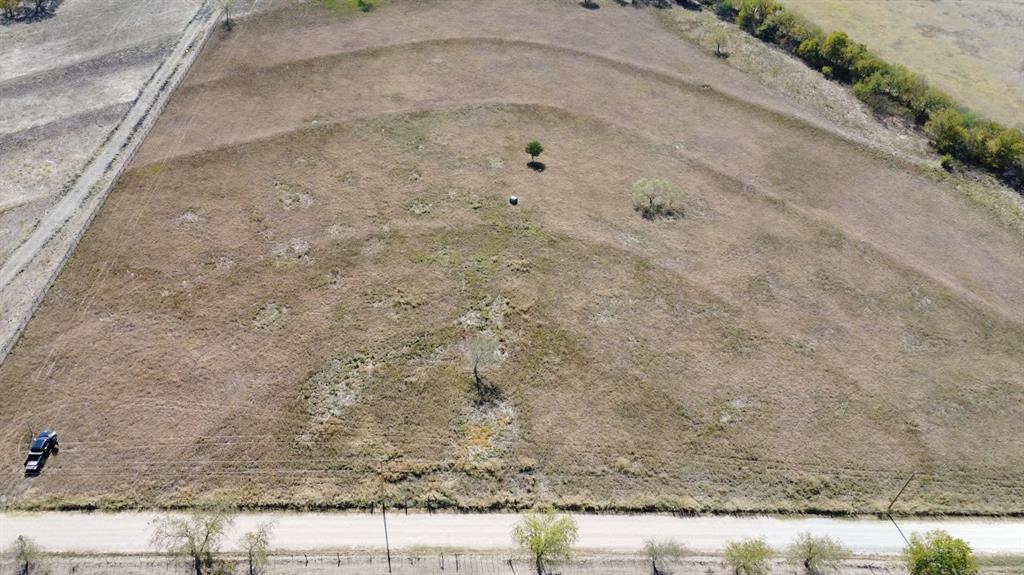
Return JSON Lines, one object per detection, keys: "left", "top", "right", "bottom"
{"left": 24, "top": 430, "right": 59, "bottom": 476}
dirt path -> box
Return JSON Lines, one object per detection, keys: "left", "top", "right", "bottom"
{"left": 1, "top": 512, "right": 1022, "bottom": 554}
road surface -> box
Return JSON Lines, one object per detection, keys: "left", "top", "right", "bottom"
{"left": 1, "top": 512, "right": 1022, "bottom": 555}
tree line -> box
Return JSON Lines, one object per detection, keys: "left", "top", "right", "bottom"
{"left": 693, "top": 0, "right": 1024, "bottom": 190}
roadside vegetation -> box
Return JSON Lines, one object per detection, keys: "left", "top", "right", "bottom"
{"left": 4, "top": 535, "right": 44, "bottom": 575}
{"left": 787, "top": 533, "right": 848, "bottom": 575}
{"left": 724, "top": 537, "right": 774, "bottom": 575}
{"left": 692, "top": 0, "right": 1024, "bottom": 190}
{"left": 643, "top": 537, "right": 688, "bottom": 575}
{"left": 904, "top": 530, "right": 978, "bottom": 575}
{"left": 512, "top": 509, "right": 579, "bottom": 575}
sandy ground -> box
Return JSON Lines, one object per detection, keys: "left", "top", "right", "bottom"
{"left": 0, "top": 0, "right": 1022, "bottom": 514}
{"left": 780, "top": 0, "right": 1024, "bottom": 127}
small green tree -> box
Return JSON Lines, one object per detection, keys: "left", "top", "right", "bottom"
{"left": 151, "top": 507, "right": 235, "bottom": 575}
{"left": 6, "top": 535, "right": 43, "bottom": 575}
{"left": 723, "top": 537, "right": 774, "bottom": 575}
{"left": 632, "top": 178, "right": 685, "bottom": 220}
{"left": 787, "top": 533, "right": 848, "bottom": 575}
{"left": 904, "top": 530, "right": 978, "bottom": 575}
{"left": 525, "top": 140, "right": 545, "bottom": 162}
{"left": 239, "top": 521, "right": 275, "bottom": 575}
{"left": 512, "top": 509, "right": 579, "bottom": 575}
{"left": 644, "top": 537, "right": 688, "bottom": 575}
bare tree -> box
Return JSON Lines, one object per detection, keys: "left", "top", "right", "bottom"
{"left": 464, "top": 333, "right": 499, "bottom": 395}
{"left": 711, "top": 29, "right": 729, "bottom": 57}
{"left": 239, "top": 521, "right": 276, "bottom": 575}
{"left": 6, "top": 535, "right": 43, "bottom": 575}
{"left": 218, "top": 0, "right": 236, "bottom": 29}
{"left": 151, "top": 507, "right": 235, "bottom": 575}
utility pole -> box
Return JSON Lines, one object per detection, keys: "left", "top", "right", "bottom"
{"left": 886, "top": 472, "right": 916, "bottom": 545}
{"left": 382, "top": 500, "right": 393, "bottom": 574}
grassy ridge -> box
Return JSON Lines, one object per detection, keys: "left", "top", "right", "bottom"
{"left": 693, "top": 0, "right": 1024, "bottom": 190}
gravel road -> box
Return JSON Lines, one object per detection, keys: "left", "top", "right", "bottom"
{"left": 1, "top": 512, "right": 1021, "bottom": 555}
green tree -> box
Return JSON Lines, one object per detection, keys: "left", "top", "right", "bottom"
{"left": 6, "top": 535, "right": 43, "bottom": 575}
{"left": 512, "top": 509, "right": 579, "bottom": 575}
{"left": 239, "top": 521, "right": 275, "bottom": 575}
{"left": 632, "top": 178, "right": 685, "bottom": 220}
{"left": 904, "top": 530, "right": 978, "bottom": 575}
{"left": 525, "top": 140, "right": 544, "bottom": 162}
{"left": 787, "top": 533, "right": 848, "bottom": 575}
{"left": 151, "top": 507, "right": 235, "bottom": 575}
{"left": 723, "top": 537, "right": 774, "bottom": 575}
{"left": 643, "top": 537, "right": 688, "bottom": 575}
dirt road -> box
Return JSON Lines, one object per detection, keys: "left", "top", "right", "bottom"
{"left": 1, "top": 512, "right": 1021, "bottom": 554}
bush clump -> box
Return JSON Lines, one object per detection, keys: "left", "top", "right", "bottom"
{"left": 632, "top": 178, "right": 686, "bottom": 220}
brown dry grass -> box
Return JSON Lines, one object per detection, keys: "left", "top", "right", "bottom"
{"left": 0, "top": 0, "right": 1021, "bottom": 514}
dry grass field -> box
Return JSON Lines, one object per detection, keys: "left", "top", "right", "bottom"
{"left": 780, "top": 0, "right": 1024, "bottom": 127}
{"left": 0, "top": 0, "right": 1022, "bottom": 514}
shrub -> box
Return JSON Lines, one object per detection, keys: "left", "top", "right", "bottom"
{"left": 724, "top": 538, "right": 774, "bottom": 575}
{"left": 904, "top": 530, "right": 977, "bottom": 575}
{"left": 820, "top": 66, "right": 833, "bottom": 79}
{"left": 632, "top": 178, "right": 685, "bottom": 220}
{"left": 925, "top": 108, "right": 968, "bottom": 156}
{"left": 787, "top": 533, "right": 848, "bottom": 575}
{"left": 940, "top": 154, "right": 957, "bottom": 172}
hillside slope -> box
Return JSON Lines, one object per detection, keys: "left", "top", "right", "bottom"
{"left": 1, "top": 0, "right": 1021, "bottom": 513}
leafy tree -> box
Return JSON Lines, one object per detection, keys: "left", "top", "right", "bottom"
{"left": 723, "top": 537, "right": 774, "bottom": 575}
{"left": 239, "top": 521, "right": 275, "bottom": 575}
{"left": 710, "top": 29, "right": 729, "bottom": 57}
{"left": 151, "top": 507, "right": 235, "bottom": 575}
{"left": 525, "top": 140, "right": 544, "bottom": 162}
{"left": 6, "top": 535, "right": 43, "bottom": 575}
{"left": 643, "top": 537, "right": 688, "bottom": 575}
{"left": 787, "top": 533, "right": 848, "bottom": 575}
{"left": 632, "top": 178, "right": 685, "bottom": 220}
{"left": 512, "top": 509, "right": 579, "bottom": 575}
{"left": 904, "top": 530, "right": 978, "bottom": 575}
